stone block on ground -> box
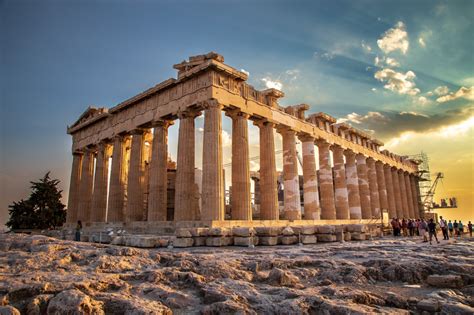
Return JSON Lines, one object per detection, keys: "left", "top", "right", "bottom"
{"left": 232, "top": 227, "right": 256, "bottom": 237}
{"left": 255, "top": 227, "right": 281, "bottom": 236}
{"left": 46, "top": 289, "right": 104, "bottom": 314}
{"left": 125, "top": 236, "right": 157, "bottom": 248}
{"left": 293, "top": 225, "right": 316, "bottom": 235}
{"left": 207, "top": 228, "right": 231, "bottom": 237}
{"left": 233, "top": 236, "right": 258, "bottom": 246}
{"left": 175, "top": 228, "right": 193, "bottom": 238}
{"left": 417, "top": 299, "right": 441, "bottom": 312}
{"left": 110, "top": 236, "right": 124, "bottom": 246}
{"left": 280, "top": 235, "right": 298, "bottom": 245}
{"left": 300, "top": 235, "right": 317, "bottom": 244}
{"left": 156, "top": 238, "right": 169, "bottom": 247}
{"left": 90, "top": 233, "right": 112, "bottom": 244}
{"left": 344, "top": 232, "right": 351, "bottom": 241}
{"left": 426, "top": 274, "right": 463, "bottom": 288}
{"left": 334, "top": 225, "right": 345, "bottom": 233}
{"left": 193, "top": 236, "right": 207, "bottom": 246}
{"left": 205, "top": 237, "right": 233, "bottom": 247}
{"left": 316, "top": 225, "right": 335, "bottom": 234}
{"left": 188, "top": 227, "right": 209, "bottom": 237}
{"left": 316, "top": 234, "right": 337, "bottom": 242}
{"left": 281, "top": 227, "right": 294, "bottom": 236}
{"left": 258, "top": 236, "right": 278, "bottom": 246}
{"left": 173, "top": 238, "right": 194, "bottom": 248}
{"left": 346, "top": 224, "right": 366, "bottom": 233}
{"left": 351, "top": 232, "right": 366, "bottom": 241}
{"left": 0, "top": 305, "right": 20, "bottom": 315}
{"left": 335, "top": 231, "right": 344, "bottom": 242}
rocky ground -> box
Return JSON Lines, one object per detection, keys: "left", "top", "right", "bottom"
{"left": 0, "top": 233, "right": 473, "bottom": 314}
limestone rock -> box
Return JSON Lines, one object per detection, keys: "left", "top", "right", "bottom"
{"left": 124, "top": 236, "right": 157, "bottom": 248}
{"left": 207, "top": 228, "right": 231, "bottom": 237}
{"left": 417, "top": 299, "right": 440, "bottom": 312}
{"left": 205, "top": 237, "right": 233, "bottom": 247}
{"left": 280, "top": 235, "right": 298, "bottom": 245}
{"left": 346, "top": 224, "right": 366, "bottom": 233}
{"left": 267, "top": 268, "right": 300, "bottom": 287}
{"left": 173, "top": 238, "right": 194, "bottom": 248}
{"left": 26, "top": 294, "right": 53, "bottom": 315}
{"left": 344, "top": 232, "right": 352, "bottom": 241}
{"left": 175, "top": 228, "right": 192, "bottom": 238}
{"left": 255, "top": 227, "right": 281, "bottom": 236}
{"left": 258, "top": 236, "right": 278, "bottom": 246}
{"left": 316, "top": 234, "right": 337, "bottom": 242}
{"left": 281, "top": 227, "right": 294, "bottom": 236}
{"left": 297, "top": 225, "right": 316, "bottom": 235}
{"left": 193, "top": 236, "right": 207, "bottom": 246}
{"left": 46, "top": 289, "right": 104, "bottom": 314}
{"left": 188, "top": 228, "right": 209, "bottom": 237}
{"left": 0, "top": 306, "right": 20, "bottom": 315}
{"left": 233, "top": 236, "right": 258, "bottom": 246}
{"left": 317, "top": 225, "right": 335, "bottom": 234}
{"left": 232, "top": 227, "right": 256, "bottom": 237}
{"left": 301, "top": 235, "right": 317, "bottom": 244}
{"left": 426, "top": 274, "right": 464, "bottom": 288}
{"left": 351, "top": 232, "right": 366, "bottom": 241}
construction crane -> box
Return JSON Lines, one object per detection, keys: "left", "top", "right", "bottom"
{"left": 422, "top": 172, "right": 443, "bottom": 212}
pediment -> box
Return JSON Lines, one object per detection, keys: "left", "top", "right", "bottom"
{"left": 70, "top": 106, "right": 108, "bottom": 129}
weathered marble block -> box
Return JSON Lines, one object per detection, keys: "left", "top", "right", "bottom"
{"left": 206, "top": 237, "right": 233, "bottom": 247}
{"left": 300, "top": 235, "right": 317, "bottom": 244}
{"left": 255, "top": 227, "right": 281, "bottom": 236}
{"left": 233, "top": 236, "right": 258, "bottom": 246}
{"left": 232, "top": 227, "right": 256, "bottom": 237}
{"left": 173, "top": 238, "right": 194, "bottom": 248}
{"left": 280, "top": 235, "right": 298, "bottom": 245}
{"left": 316, "top": 225, "right": 335, "bottom": 234}
{"left": 316, "top": 234, "right": 337, "bottom": 242}
{"left": 258, "top": 236, "right": 278, "bottom": 245}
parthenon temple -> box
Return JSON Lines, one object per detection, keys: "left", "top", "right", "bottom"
{"left": 66, "top": 52, "right": 422, "bottom": 231}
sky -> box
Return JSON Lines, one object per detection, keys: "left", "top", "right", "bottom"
{"left": 1, "top": 0, "right": 473, "bottom": 227}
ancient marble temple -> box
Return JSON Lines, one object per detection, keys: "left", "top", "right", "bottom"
{"left": 66, "top": 52, "right": 422, "bottom": 226}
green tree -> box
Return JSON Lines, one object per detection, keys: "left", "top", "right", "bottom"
{"left": 6, "top": 172, "right": 66, "bottom": 230}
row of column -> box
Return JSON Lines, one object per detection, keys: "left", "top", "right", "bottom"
{"left": 67, "top": 101, "right": 422, "bottom": 223}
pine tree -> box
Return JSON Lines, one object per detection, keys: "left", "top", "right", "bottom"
{"left": 6, "top": 172, "right": 67, "bottom": 230}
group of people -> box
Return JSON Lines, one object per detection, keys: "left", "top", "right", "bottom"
{"left": 390, "top": 217, "right": 473, "bottom": 245}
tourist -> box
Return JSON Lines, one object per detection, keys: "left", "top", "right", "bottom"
{"left": 391, "top": 218, "right": 400, "bottom": 237}
{"left": 75, "top": 220, "right": 82, "bottom": 242}
{"left": 415, "top": 219, "right": 420, "bottom": 236}
{"left": 458, "top": 221, "right": 464, "bottom": 238}
{"left": 419, "top": 219, "right": 428, "bottom": 242}
{"left": 408, "top": 219, "right": 414, "bottom": 236}
{"left": 401, "top": 218, "right": 408, "bottom": 237}
{"left": 453, "top": 220, "right": 459, "bottom": 237}
{"left": 448, "top": 220, "right": 454, "bottom": 238}
{"left": 428, "top": 219, "right": 440, "bottom": 245}
{"left": 468, "top": 221, "right": 473, "bottom": 237}
{"left": 439, "top": 216, "right": 449, "bottom": 240}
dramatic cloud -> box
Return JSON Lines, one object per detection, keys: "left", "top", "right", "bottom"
{"left": 361, "top": 41, "right": 372, "bottom": 52}
{"left": 417, "top": 96, "right": 431, "bottom": 105}
{"left": 434, "top": 85, "right": 449, "bottom": 95}
{"left": 337, "top": 111, "right": 388, "bottom": 125}
{"left": 374, "top": 68, "right": 420, "bottom": 95}
{"left": 436, "top": 86, "right": 474, "bottom": 103}
{"left": 261, "top": 77, "right": 283, "bottom": 90}
{"left": 385, "top": 57, "right": 400, "bottom": 67}
{"left": 418, "top": 37, "right": 426, "bottom": 47}
{"left": 240, "top": 69, "right": 250, "bottom": 76}
{"left": 374, "top": 56, "right": 400, "bottom": 67}
{"left": 377, "top": 21, "right": 409, "bottom": 54}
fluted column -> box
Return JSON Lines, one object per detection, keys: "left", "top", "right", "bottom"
{"left": 332, "top": 145, "right": 350, "bottom": 219}
{"left": 383, "top": 164, "right": 397, "bottom": 219}
{"left": 410, "top": 175, "right": 423, "bottom": 218}
{"left": 356, "top": 154, "right": 371, "bottom": 219}
{"left": 316, "top": 139, "right": 336, "bottom": 220}
{"left": 256, "top": 120, "right": 279, "bottom": 220}
{"left": 367, "top": 158, "right": 380, "bottom": 218}
{"left": 201, "top": 100, "right": 225, "bottom": 221}
{"left": 391, "top": 168, "right": 403, "bottom": 218}
{"left": 175, "top": 110, "right": 200, "bottom": 221}
{"left": 91, "top": 142, "right": 110, "bottom": 222}
{"left": 300, "top": 135, "right": 320, "bottom": 220}
{"left": 375, "top": 161, "right": 388, "bottom": 214}
{"left": 77, "top": 148, "right": 94, "bottom": 222}
{"left": 227, "top": 111, "right": 252, "bottom": 220}
{"left": 344, "top": 150, "right": 361, "bottom": 219}
{"left": 108, "top": 135, "right": 127, "bottom": 222}
{"left": 66, "top": 152, "right": 83, "bottom": 223}
{"left": 126, "top": 129, "right": 147, "bottom": 222}
{"left": 148, "top": 120, "right": 173, "bottom": 221}
{"left": 398, "top": 170, "right": 409, "bottom": 219}
{"left": 279, "top": 127, "right": 301, "bottom": 220}
{"left": 404, "top": 172, "right": 415, "bottom": 218}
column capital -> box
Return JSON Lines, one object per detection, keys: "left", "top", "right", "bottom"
{"left": 330, "top": 143, "right": 344, "bottom": 152}
{"left": 72, "top": 149, "right": 84, "bottom": 155}
{"left": 275, "top": 124, "right": 296, "bottom": 135}
{"left": 297, "top": 133, "right": 315, "bottom": 142}
{"left": 151, "top": 119, "right": 174, "bottom": 128}
{"left": 129, "top": 128, "right": 147, "bottom": 136}
{"left": 253, "top": 118, "right": 275, "bottom": 129}
{"left": 366, "top": 157, "right": 375, "bottom": 164}
{"left": 177, "top": 108, "right": 202, "bottom": 119}
{"left": 314, "top": 138, "right": 331, "bottom": 148}
{"left": 201, "top": 98, "right": 223, "bottom": 110}
{"left": 356, "top": 153, "right": 367, "bottom": 163}
{"left": 225, "top": 108, "right": 250, "bottom": 120}
{"left": 344, "top": 149, "right": 356, "bottom": 158}
{"left": 383, "top": 163, "right": 392, "bottom": 170}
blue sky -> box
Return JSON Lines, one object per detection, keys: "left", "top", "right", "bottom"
{"left": 1, "top": 0, "right": 473, "bottom": 225}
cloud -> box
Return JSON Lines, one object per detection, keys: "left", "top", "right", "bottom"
{"left": 418, "top": 37, "right": 426, "bottom": 47}
{"left": 436, "top": 86, "right": 474, "bottom": 103}
{"left": 240, "top": 69, "right": 250, "bottom": 76}
{"left": 314, "top": 51, "right": 334, "bottom": 60}
{"left": 377, "top": 21, "right": 409, "bottom": 54}
{"left": 261, "top": 77, "right": 283, "bottom": 90}
{"left": 337, "top": 111, "right": 388, "bottom": 125}
{"left": 417, "top": 96, "right": 431, "bottom": 105}
{"left": 222, "top": 130, "right": 232, "bottom": 147}
{"left": 374, "top": 68, "right": 420, "bottom": 96}
{"left": 361, "top": 41, "right": 372, "bottom": 52}
{"left": 434, "top": 85, "right": 449, "bottom": 96}
{"left": 385, "top": 57, "right": 400, "bottom": 67}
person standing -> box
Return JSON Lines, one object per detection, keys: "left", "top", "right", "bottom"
{"left": 453, "top": 220, "right": 459, "bottom": 238}
{"left": 468, "top": 221, "right": 473, "bottom": 237}
{"left": 439, "top": 216, "right": 449, "bottom": 240}
{"left": 458, "top": 221, "right": 464, "bottom": 238}
{"left": 448, "top": 220, "right": 454, "bottom": 238}
{"left": 402, "top": 218, "right": 408, "bottom": 237}
{"left": 75, "top": 220, "right": 82, "bottom": 242}
{"left": 419, "top": 219, "right": 428, "bottom": 242}
{"left": 428, "top": 219, "right": 440, "bottom": 245}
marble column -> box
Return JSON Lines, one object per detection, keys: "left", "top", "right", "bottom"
{"left": 356, "top": 154, "right": 371, "bottom": 219}
{"left": 375, "top": 161, "right": 388, "bottom": 214}
{"left": 411, "top": 175, "right": 421, "bottom": 218}
{"left": 332, "top": 144, "right": 350, "bottom": 219}
{"left": 148, "top": 120, "right": 173, "bottom": 221}
{"left": 256, "top": 121, "right": 279, "bottom": 220}
{"left": 316, "top": 139, "right": 336, "bottom": 220}
{"left": 91, "top": 142, "right": 110, "bottom": 222}
{"left": 77, "top": 148, "right": 94, "bottom": 222}
{"left": 344, "top": 150, "right": 361, "bottom": 219}
{"left": 108, "top": 135, "right": 127, "bottom": 222}
{"left": 228, "top": 111, "right": 252, "bottom": 220}
{"left": 126, "top": 129, "right": 147, "bottom": 222}
{"left": 300, "top": 135, "right": 320, "bottom": 220}
{"left": 201, "top": 100, "right": 225, "bottom": 221}
{"left": 391, "top": 168, "right": 403, "bottom": 218}
{"left": 367, "top": 158, "right": 380, "bottom": 218}
{"left": 398, "top": 170, "right": 409, "bottom": 219}
{"left": 279, "top": 127, "right": 301, "bottom": 220}
{"left": 175, "top": 110, "right": 199, "bottom": 221}
{"left": 66, "top": 152, "right": 83, "bottom": 223}
{"left": 403, "top": 173, "right": 414, "bottom": 218}
{"left": 383, "top": 164, "right": 397, "bottom": 219}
